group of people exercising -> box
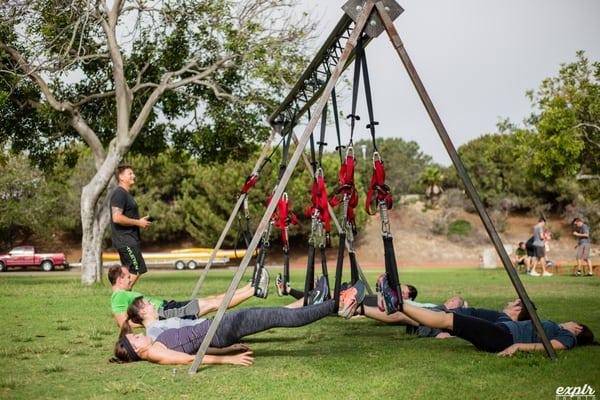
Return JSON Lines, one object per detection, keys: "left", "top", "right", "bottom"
{"left": 109, "top": 264, "right": 595, "bottom": 366}
{"left": 109, "top": 164, "right": 595, "bottom": 367}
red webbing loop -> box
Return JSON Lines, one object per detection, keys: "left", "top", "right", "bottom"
{"left": 330, "top": 153, "right": 358, "bottom": 227}
{"left": 306, "top": 174, "right": 331, "bottom": 233}
{"left": 240, "top": 174, "right": 259, "bottom": 194}
{"left": 365, "top": 157, "right": 393, "bottom": 215}
{"left": 267, "top": 193, "right": 298, "bottom": 248}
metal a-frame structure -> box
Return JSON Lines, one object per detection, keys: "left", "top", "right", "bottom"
{"left": 189, "top": 0, "right": 556, "bottom": 373}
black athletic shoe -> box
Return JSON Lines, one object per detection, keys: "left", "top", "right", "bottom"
{"left": 308, "top": 276, "right": 329, "bottom": 305}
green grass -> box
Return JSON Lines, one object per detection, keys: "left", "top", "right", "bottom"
{"left": 0, "top": 267, "right": 599, "bottom": 399}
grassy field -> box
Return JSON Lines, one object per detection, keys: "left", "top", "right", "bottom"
{"left": 0, "top": 267, "right": 599, "bottom": 400}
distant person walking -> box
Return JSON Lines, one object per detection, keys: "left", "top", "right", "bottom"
{"left": 110, "top": 164, "right": 152, "bottom": 288}
{"left": 572, "top": 218, "right": 593, "bottom": 277}
{"left": 529, "top": 217, "right": 552, "bottom": 277}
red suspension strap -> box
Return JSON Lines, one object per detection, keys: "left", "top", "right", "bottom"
{"left": 330, "top": 147, "right": 358, "bottom": 232}
{"left": 240, "top": 173, "right": 259, "bottom": 194}
{"left": 306, "top": 169, "right": 331, "bottom": 234}
{"left": 267, "top": 193, "right": 298, "bottom": 249}
{"left": 365, "top": 152, "right": 393, "bottom": 215}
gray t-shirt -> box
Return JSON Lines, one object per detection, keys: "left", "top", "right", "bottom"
{"left": 533, "top": 224, "right": 544, "bottom": 247}
{"left": 577, "top": 224, "right": 591, "bottom": 245}
{"left": 147, "top": 317, "right": 206, "bottom": 340}
{"left": 499, "top": 320, "right": 576, "bottom": 349}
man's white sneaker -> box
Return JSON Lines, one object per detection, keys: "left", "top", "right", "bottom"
{"left": 529, "top": 270, "right": 541, "bottom": 276}
{"left": 542, "top": 271, "right": 553, "bottom": 277}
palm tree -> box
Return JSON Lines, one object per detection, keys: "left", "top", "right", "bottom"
{"left": 420, "top": 166, "right": 444, "bottom": 205}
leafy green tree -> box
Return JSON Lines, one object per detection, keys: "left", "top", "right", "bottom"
{"left": 451, "top": 133, "right": 532, "bottom": 209}
{"left": 0, "top": 0, "right": 311, "bottom": 284}
{"left": 522, "top": 51, "right": 600, "bottom": 183}
{"left": 0, "top": 156, "right": 63, "bottom": 249}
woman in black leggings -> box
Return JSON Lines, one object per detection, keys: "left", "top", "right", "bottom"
{"left": 112, "top": 281, "right": 365, "bottom": 365}
{"left": 395, "top": 302, "right": 595, "bottom": 355}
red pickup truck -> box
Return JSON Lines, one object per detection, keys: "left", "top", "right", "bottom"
{"left": 0, "top": 246, "right": 69, "bottom": 272}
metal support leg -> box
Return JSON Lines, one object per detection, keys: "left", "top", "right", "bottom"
{"left": 375, "top": 1, "right": 557, "bottom": 360}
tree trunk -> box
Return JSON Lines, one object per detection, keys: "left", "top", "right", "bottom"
{"left": 80, "top": 150, "right": 123, "bottom": 285}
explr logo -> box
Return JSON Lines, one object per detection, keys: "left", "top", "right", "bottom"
{"left": 556, "top": 385, "right": 596, "bottom": 400}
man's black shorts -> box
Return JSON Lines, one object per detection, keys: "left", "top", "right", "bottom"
{"left": 526, "top": 245, "right": 534, "bottom": 257}
{"left": 533, "top": 245, "right": 545, "bottom": 259}
{"left": 117, "top": 245, "right": 147, "bottom": 275}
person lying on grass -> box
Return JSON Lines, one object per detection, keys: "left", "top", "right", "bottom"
{"left": 375, "top": 278, "right": 596, "bottom": 355}
{"left": 363, "top": 274, "right": 532, "bottom": 339}
{"left": 109, "top": 265, "right": 269, "bottom": 328}
{"left": 126, "top": 293, "right": 311, "bottom": 340}
{"left": 275, "top": 273, "right": 419, "bottom": 306}
{"left": 111, "top": 279, "right": 365, "bottom": 366}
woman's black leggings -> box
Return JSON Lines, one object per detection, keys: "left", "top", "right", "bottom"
{"left": 157, "top": 300, "right": 335, "bottom": 354}
{"left": 451, "top": 312, "right": 514, "bottom": 352}
{"left": 212, "top": 300, "right": 335, "bottom": 347}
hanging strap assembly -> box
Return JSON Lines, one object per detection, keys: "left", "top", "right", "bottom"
{"left": 359, "top": 33, "right": 403, "bottom": 315}
{"left": 303, "top": 103, "right": 332, "bottom": 304}
{"left": 262, "top": 127, "right": 297, "bottom": 294}
{"left": 251, "top": 127, "right": 295, "bottom": 291}
{"left": 235, "top": 134, "right": 285, "bottom": 258}
{"left": 331, "top": 35, "right": 367, "bottom": 312}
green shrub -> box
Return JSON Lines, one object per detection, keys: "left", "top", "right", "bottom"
{"left": 447, "top": 219, "right": 472, "bottom": 237}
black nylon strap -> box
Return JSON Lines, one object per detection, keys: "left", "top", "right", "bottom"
{"left": 278, "top": 126, "right": 294, "bottom": 182}
{"left": 307, "top": 108, "right": 317, "bottom": 175}
{"left": 384, "top": 236, "right": 402, "bottom": 314}
{"left": 346, "top": 35, "right": 364, "bottom": 145}
{"left": 333, "top": 232, "right": 346, "bottom": 312}
{"left": 360, "top": 45, "right": 379, "bottom": 152}
{"left": 317, "top": 103, "right": 328, "bottom": 167}
{"left": 303, "top": 244, "right": 316, "bottom": 306}
{"left": 332, "top": 88, "right": 343, "bottom": 163}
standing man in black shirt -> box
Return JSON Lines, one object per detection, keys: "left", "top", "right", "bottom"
{"left": 110, "top": 164, "right": 152, "bottom": 288}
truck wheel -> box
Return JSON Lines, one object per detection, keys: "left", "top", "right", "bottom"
{"left": 174, "top": 260, "right": 186, "bottom": 270}
{"left": 0, "top": 262, "right": 6, "bottom": 272}
{"left": 41, "top": 260, "right": 54, "bottom": 272}
{"left": 187, "top": 260, "right": 198, "bottom": 270}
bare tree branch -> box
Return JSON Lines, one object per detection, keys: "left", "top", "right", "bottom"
{"left": 576, "top": 173, "right": 600, "bottom": 181}
{"left": 574, "top": 122, "right": 600, "bottom": 150}
{"left": 0, "top": 41, "right": 106, "bottom": 166}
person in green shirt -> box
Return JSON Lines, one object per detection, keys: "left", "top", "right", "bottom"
{"left": 514, "top": 241, "right": 529, "bottom": 272}
{"left": 109, "top": 265, "right": 268, "bottom": 328}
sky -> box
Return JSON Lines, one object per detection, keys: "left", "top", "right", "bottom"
{"left": 292, "top": 0, "right": 600, "bottom": 165}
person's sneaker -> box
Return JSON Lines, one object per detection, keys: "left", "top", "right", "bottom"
{"left": 254, "top": 268, "right": 269, "bottom": 299}
{"left": 586, "top": 272, "right": 594, "bottom": 277}
{"left": 529, "top": 270, "right": 541, "bottom": 276}
{"left": 542, "top": 271, "right": 553, "bottom": 277}
{"left": 308, "top": 276, "right": 329, "bottom": 305}
{"left": 275, "top": 273, "right": 289, "bottom": 296}
{"left": 375, "top": 274, "right": 386, "bottom": 312}
{"left": 338, "top": 280, "right": 365, "bottom": 319}
{"left": 575, "top": 270, "right": 582, "bottom": 276}
{"left": 378, "top": 274, "right": 399, "bottom": 314}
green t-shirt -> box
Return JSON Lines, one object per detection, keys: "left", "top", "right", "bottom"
{"left": 515, "top": 248, "right": 526, "bottom": 257}
{"left": 111, "top": 290, "right": 164, "bottom": 314}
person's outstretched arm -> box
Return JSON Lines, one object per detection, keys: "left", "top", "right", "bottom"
{"left": 206, "top": 344, "right": 251, "bottom": 355}
{"left": 363, "top": 306, "right": 418, "bottom": 325}
{"left": 497, "top": 339, "right": 566, "bottom": 356}
{"left": 147, "top": 344, "right": 254, "bottom": 365}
